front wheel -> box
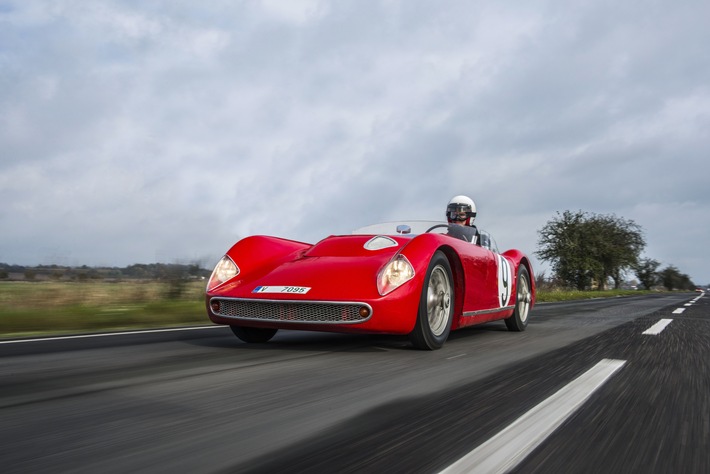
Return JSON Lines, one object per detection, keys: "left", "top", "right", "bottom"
{"left": 230, "top": 326, "right": 278, "bottom": 343}
{"left": 410, "top": 251, "right": 454, "bottom": 350}
{"left": 504, "top": 266, "right": 532, "bottom": 331}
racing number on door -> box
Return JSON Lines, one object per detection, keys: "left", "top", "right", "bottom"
{"left": 496, "top": 255, "right": 512, "bottom": 307}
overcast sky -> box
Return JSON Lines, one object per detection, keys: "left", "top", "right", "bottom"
{"left": 1, "top": 0, "right": 709, "bottom": 284}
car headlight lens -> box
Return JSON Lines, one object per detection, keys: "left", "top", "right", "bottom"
{"left": 377, "top": 254, "right": 415, "bottom": 296}
{"left": 207, "top": 256, "right": 239, "bottom": 291}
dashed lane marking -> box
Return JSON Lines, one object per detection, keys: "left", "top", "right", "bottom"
{"left": 439, "top": 359, "right": 626, "bottom": 474}
{"left": 642, "top": 319, "right": 673, "bottom": 335}
{"left": 672, "top": 308, "right": 686, "bottom": 314}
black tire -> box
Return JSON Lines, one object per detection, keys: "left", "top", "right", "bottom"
{"left": 409, "top": 251, "right": 454, "bottom": 350}
{"left": 230, "top": 326, "right": 278, "bottom": 343}
{"left": 504, "top": 266, "right": 532, "bottom": 332}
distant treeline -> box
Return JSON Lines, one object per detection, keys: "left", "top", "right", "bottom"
{"left": 0, "top": 262, "right": 212, "bottom": 282}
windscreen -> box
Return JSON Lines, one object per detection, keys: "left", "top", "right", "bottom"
{"left": 352, "top": 221, "right": 448, "bottom": 236}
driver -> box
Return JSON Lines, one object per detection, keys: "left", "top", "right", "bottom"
{"left": 446, "top": 195, "right": 479, "bottom": 244}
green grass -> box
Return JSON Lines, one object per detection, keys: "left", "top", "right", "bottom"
{"left": 0, "top": 281, "right": 670, "bottom": 338}
{"left": 536, "top": 288, "right": 654, "bottom": 302}
{"left": 0, "top": 281, "right": 209, "bottom": 337}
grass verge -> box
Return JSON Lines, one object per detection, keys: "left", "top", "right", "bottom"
{"left": 536, "top": 289, "right": 655, "bottom": 302}
{"left": 0, "top": 281, "right": 208, "bottom": 338}
{"left": 0, "top": 281, "right": 669, "bottom": 338}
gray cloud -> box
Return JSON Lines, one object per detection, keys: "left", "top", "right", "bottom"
{"left": 1, "top": 0, "right": 709, "bottom": 284}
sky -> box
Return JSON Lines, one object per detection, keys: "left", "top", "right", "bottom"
{"left": 1, "top": 0, "right": 709, "bottom": 284}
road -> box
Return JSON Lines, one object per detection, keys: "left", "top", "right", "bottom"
{"left": 1, "top": 292, "right": 707, "bottom": 473}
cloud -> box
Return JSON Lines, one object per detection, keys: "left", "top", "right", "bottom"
{"left": 1, "top": 0, "right": 709, "bottom": 283}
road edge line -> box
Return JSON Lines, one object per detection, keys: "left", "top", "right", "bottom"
{"left": 0, "top": 325, "right": 221, "bottom": 345}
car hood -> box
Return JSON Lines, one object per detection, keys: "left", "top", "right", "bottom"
{"left": 303, "top": 234, "right": 411, "bottom": 258}
{"left": 212, "top": 235, "right": 414, "bottom": 300}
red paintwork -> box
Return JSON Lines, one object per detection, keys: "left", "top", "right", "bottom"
{"left": 205, "top": 227, "right": 535, "bottom": 336}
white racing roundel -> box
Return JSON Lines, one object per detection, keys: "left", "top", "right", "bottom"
{"left": 496, "top": 255, "right": 513, "bottom": 307}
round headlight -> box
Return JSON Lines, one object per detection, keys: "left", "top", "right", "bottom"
{"left": 377, "top": 254, "right": 415, "bottom": 296}
{"left": 207, "top": 256, "right": 239, "bottom": 291}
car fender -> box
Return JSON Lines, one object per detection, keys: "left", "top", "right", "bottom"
{"left": 501, "top": 249, "right": 536, "bottom": 308}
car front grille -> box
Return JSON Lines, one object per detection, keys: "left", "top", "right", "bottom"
{"left": 210, "top": 298, "right": 372, "bottom": 324}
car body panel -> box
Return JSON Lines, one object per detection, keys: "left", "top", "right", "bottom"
{"left": 206, "top": 221, "right": 535, "bottom": 338}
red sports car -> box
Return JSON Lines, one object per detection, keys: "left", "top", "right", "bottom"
{"left": 205, "top": 221, "right": 535, "bottom": 350}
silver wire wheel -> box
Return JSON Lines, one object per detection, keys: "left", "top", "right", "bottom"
{"left": 505, "top": 266, "right": 531, "bottom": 332}
{"left": 516, "top": 269, "right": 531, "bottom": 323}
{"left": 410, "top": 251, "right": 454, "bottom": 350}
{"left": 427, "top": 265, "right": 452, "bottom": 337}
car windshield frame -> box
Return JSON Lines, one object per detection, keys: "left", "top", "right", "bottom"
{"left": 352, "top": 221, "right": 498, "bottom": 252}
{"left": 352, "top": 221, "right": 449, "bottom": 236}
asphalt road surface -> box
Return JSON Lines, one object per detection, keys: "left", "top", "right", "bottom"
{"left": 1, "top": 292, "right": 708, "bottom": 473}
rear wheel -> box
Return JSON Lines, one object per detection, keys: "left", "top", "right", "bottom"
{"left": 230, "top": 326, "right": 278, "bottom": 343}
{"left": 504, "top": 266, "right": 531, "bottom": 331}
{"left": 410, "top": 251, "right": 454, "bottom": 350}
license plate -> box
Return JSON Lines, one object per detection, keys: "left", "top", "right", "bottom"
{"left": 252, "top": 286, "right": 311, "bottom": 294}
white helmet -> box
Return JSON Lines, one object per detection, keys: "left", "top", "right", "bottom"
{"left": 446, "top": 195, "right": 477, "bottom": 226}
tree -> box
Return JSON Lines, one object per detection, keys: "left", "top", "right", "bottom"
{"left": 593, "top": 214, "right": 645, "bottom": 289}
{"left": 536, "top": 211, "right": 596, "bottom": 290}
{"left": 162, "top": 264, "right": 188, "bottom": 299}
{"left": 659, "top": 265, "right": 695, "bottom": 291}
{"left": 49, "top": 269, "right": 64, "bottom": 280}
{"left": 679, "top": 274, "right": 695, "bottom": 290}
{"left": 635, "top": 258, "right": 660, "bottom": 290}
{"left": 536, "top": 210, "right": 646, "bottom": 290}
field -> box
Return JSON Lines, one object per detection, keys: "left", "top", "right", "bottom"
{"left": 0, "top": 281, "right": 208, "bottom": 337}
{"left": 0, "top": 280, "right": 662, "bottom": 338}
{"left": 535, "top": 288, "right": 653, "bottom": 301}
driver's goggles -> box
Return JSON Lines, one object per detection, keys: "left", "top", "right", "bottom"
{"left": 449, "top": 211, "right": 468, "bottom": 221}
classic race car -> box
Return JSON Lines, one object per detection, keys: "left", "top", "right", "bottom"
{"left": 205, "top": 221, "right": 535, "bottom": 350}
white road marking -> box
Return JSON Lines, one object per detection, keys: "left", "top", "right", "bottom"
{"left": 447, "top": 353, "right": 468, "bottom": 360}
{"left": 0, "top": 325, "right": 221, "bottom": 345}
{"left": 439, "top": 359, "right": 626, "bottom": 474}
{"left": 642, "top": 319, "right": 673, "bottom": 335}
{"left": 672, "top": 308, "right": 686, "bottom": 314}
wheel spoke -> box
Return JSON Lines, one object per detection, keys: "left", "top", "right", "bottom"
{"left": 427, "top": 266, "right": 451, "bottom": 336}
{"left": 517, "top": 276, "right": 530, "bottom": 322}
